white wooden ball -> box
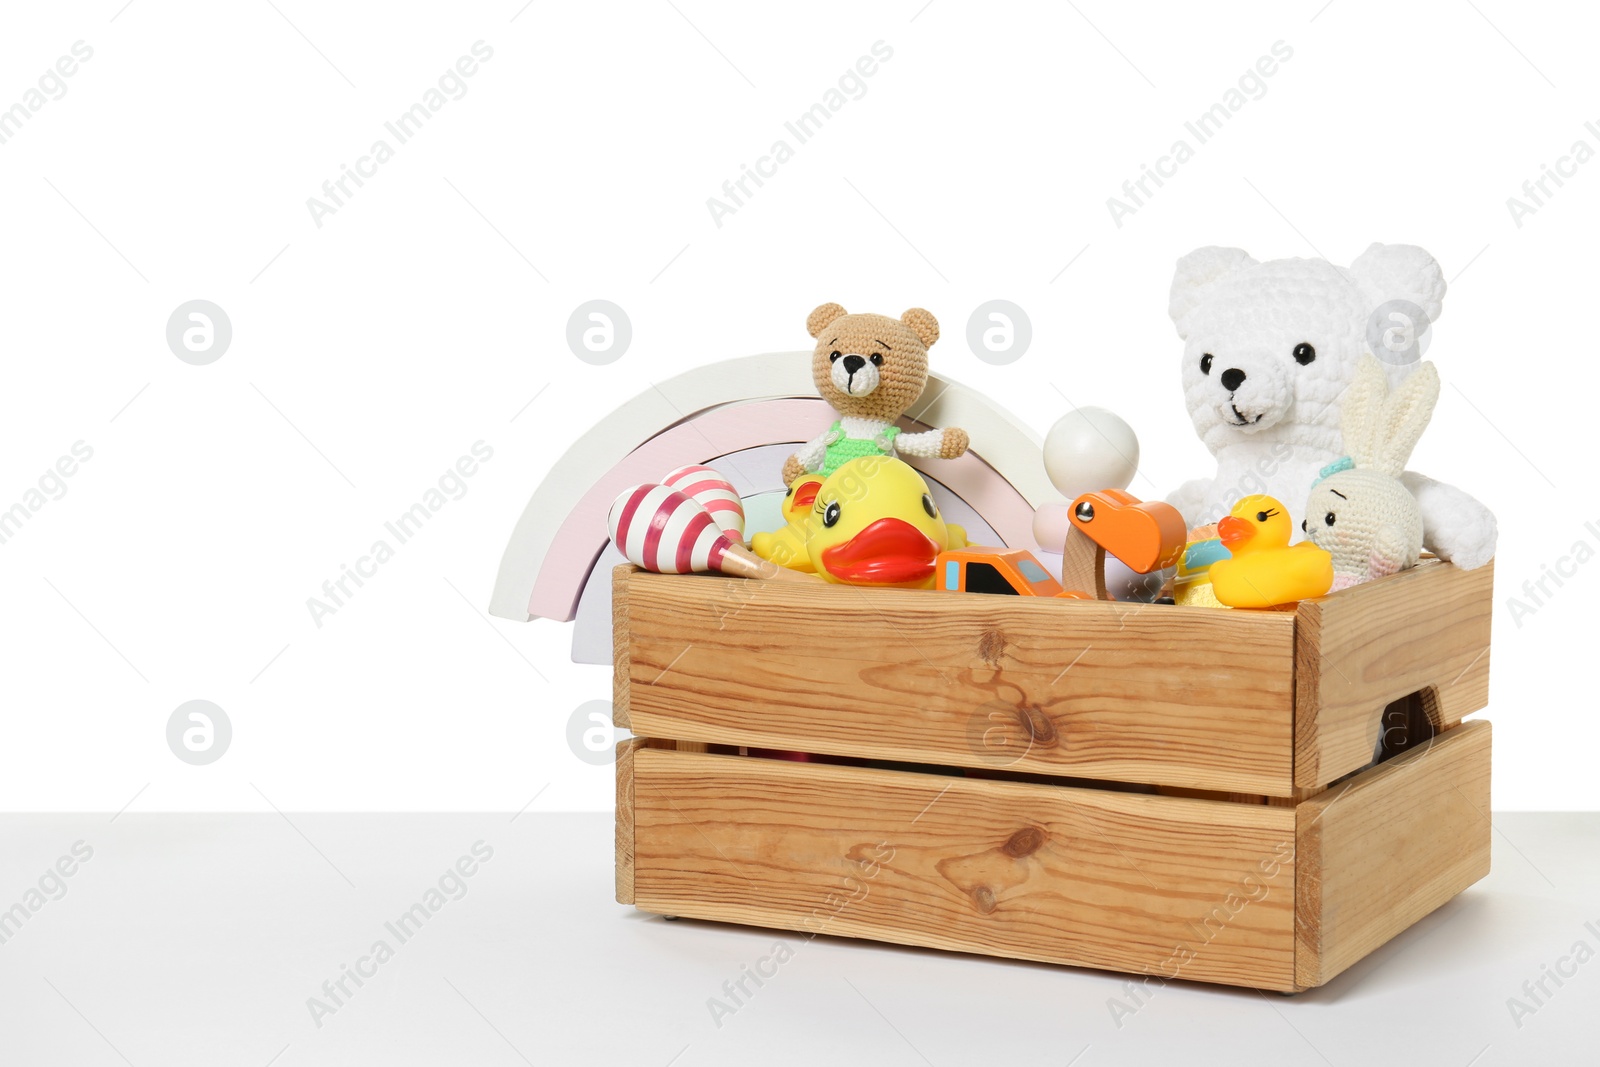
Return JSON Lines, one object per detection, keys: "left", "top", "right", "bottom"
{"left": 1043, "top": 407, "right": 1140, "bottom": 498}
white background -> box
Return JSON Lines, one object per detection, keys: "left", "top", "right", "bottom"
{"left": 1, "top": 0, "right": 1593, "bottom": 813}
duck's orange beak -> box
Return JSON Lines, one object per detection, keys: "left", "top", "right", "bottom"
{"left": 1217, "top": 515, "right": 1255, "bottom": 547}
{"left": 820, "top": 517, "right": 939, "bottom": 584}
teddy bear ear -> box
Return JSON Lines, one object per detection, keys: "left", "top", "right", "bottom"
{"left": 1347, "top": 243, "right": 1446, "bottom": 328}
{"left": 900, "top": 308, "right": 940, "bottom": 348}
{"left": 1169, "top": 247, "right": 1256, "bottom": 338}
{"left": 807, "top": 303, "right": 848, "bottom": 338}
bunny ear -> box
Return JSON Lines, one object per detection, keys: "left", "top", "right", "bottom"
{"left": 1339, "top": 354, "right": 1391, "bottom": 468}
{"left": 1374, "top": 361, "right": 1440, "bottom": 476}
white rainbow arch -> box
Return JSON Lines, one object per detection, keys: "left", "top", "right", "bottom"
{"left": 489, "top": 352, "right": 1055, "bottom": 656}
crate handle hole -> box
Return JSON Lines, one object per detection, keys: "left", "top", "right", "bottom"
{"left": 1374, "top": 687, "right": 1442, "bottom": 764}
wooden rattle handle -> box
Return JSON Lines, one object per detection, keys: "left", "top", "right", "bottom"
{"left": 718, "top": 543, "right": 819, "bottom": 583}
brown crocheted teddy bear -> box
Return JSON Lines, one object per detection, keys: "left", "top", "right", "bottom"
{"left": 781, "top": 303, "right": 970, "bottom": 486}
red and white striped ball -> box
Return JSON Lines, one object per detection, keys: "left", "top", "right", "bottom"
{"left": 661, "top": 464, "right": 744, "bottom": 538}
{"left": 608, "top": 484, "right": 740, "bottom": 575}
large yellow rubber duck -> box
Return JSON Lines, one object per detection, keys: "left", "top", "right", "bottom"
{"left": 1209, "top": 495, "right": 1334, "bottom": 608}
{"left": 756, "top": 456, "right": 965, "bottom": 588}
{"left": 750, "top": 473, "right": 824, "bottom": 573}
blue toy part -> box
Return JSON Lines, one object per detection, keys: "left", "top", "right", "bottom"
{"left": 1182, "top": 537, "right": 1231, "bottom": 572}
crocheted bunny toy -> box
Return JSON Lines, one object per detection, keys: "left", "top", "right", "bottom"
{"left": 781, "top": 303, "right": 969, "bottom": 486}
{"left": 1303, "top": 354, "right": 1439, "bottom": 589}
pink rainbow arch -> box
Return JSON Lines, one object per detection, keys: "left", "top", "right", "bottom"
{"left": 489, "top": 353, "right": 1052, "bottom": 624}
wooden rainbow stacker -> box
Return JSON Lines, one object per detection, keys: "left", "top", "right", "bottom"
{"left": 611, "top": 557, "right": 1494, "bottom": 993}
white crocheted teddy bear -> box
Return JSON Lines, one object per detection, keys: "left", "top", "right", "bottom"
{"left": 1165, "top": 243, "right": 1496, "bottom": 570}
{"left": 1304, "top": 354, "right": 1440, "bottom": 589}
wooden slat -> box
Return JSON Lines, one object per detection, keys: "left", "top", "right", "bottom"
{"left": 615, "top": 737, "right": 642, "bottom": 905}
{"left": 1266, "top": 786, "right": 1325, "bottom": 809}
{"left": 1294, "top": 560, "right": 1493, "bottom": 789}
{"left": 632, "top": 748, "right": 1299, "bottom": 991}
{"left": 1294, "top": 719, "right": 1492, "bottom": 987}
{"left": 618, "top": 569, "right": 1298, "bottom": 795}
{"left": 611, "top": 564, "right": 633, "bottom": 730}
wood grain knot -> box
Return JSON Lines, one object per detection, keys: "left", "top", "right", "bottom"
{"left": 1002, "top": 827, "right": 1046, "bottom": 858}
{"left": 977, "top": 629, "right": 1007, "bottom": 667}
{"left": 1019, "top": 704, "right": 1058, "bottom": 747}
{"left": 971, "top": 886, "right": 997, "bottom": 914}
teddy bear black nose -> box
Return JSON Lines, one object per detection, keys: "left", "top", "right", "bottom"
{"left": 1220, "top": 368, "right": 1247, "bottom": 392}
{"left": 842, "top": 354, "right": 866, "bottom": 374}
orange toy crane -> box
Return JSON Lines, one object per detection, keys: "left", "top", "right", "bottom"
{"left": 1060, "top": 488, "right": 1188, "bottom": 599}
{"left": 935, "top": 490, "right": 1186, "bottom": 601}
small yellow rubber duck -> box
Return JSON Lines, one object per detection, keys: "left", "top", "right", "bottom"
{"left": 751, "top": 473, "right": 825, "bottom": 573}
{"left": 1209, "top": 495, "right": 1334, "bottom": 609}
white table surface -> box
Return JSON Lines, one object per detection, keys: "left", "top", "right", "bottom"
{"left": 1, "top": 812, "right": 1594, "bottom": 1066}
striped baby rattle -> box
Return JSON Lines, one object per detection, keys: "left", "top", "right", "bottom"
{"left": 608, "top": 481, "right": 814, "bottom": 582}
{"left": 661, "top": 464, "right": 745, "bottom": 538}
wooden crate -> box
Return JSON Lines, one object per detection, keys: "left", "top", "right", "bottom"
{"left": 612, "top": 559, "right": 1494, "bottom": 992}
